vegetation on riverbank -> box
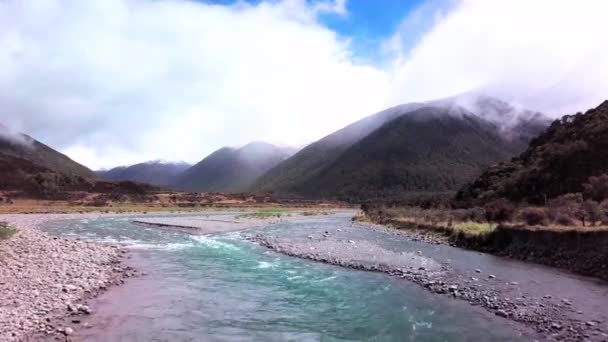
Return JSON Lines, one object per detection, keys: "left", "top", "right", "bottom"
{"left": 0, "top": 221, "right": 16, "bottom": 240}
{"left": 362, "top": 189, "right": 608, "bottom": 281}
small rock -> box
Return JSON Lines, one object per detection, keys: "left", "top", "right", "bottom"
{"left": 79, "top": 305, "right": 92, "bottom": 315}
{"left": 488, "top": 274, "right": 496, "bottom": 279}
{"left": 64, "top": 327, "right": 74, "bottom": 335}
{"left": 495, "top": 310, "right": 508, "bottom": 318}
{"left": 551, "top": 322, "right": 562, "bottom": 330}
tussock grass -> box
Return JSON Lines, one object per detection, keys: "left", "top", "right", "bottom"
{"left": 301, "top": 210, "right": 331, "bottom": 216}
{"left": 0, "top": 222, "right": 17, "bottom": 240}
{"left": 452, "top": 221, "right": 497, "bottom": 237}
{"left": 351, "top": 212, "right": 369, "bottom": 223}
{"left": 236, "top": 211, "right": 284, "bottom": 219}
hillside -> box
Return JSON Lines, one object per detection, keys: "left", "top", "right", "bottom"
{"left": 0, "top": 125, "right": 156, "bottom": 197}
{"left": 251, "top": 96, "right": 549, "bottom": 200}
{"left": 278, "top": 106, "right": 540, "bottom": 201}
{"left": 250, "top": 103, "right": 425, "bottom": 194}
{"left": 0, "top": 125, "right": 94, "bottom": 179}
{"left": 173, "top": 142, "right": 293, "bottom": 192}
{"left": 97, "top": 161, "right": 190, "bottom": 187}
{"left": 457, "top": 100, "right": 608, "bottom": 204}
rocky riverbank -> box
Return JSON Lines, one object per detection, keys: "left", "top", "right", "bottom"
{"left": 248, "top": 223, "right": 608, "bottom": 341}
{"left": 0, "top": 214, "right": 136, "bottom": 342}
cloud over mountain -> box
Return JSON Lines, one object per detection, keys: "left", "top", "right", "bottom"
{"left": 0, "top": 0, "right": 606, "bottom": 169}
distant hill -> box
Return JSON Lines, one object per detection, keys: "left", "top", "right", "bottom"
{"left": 97, "top": 161, "right": 191, "bottom": 187}
{"left": 173, "top": 142, "right": 294, "bottom": 192}
{"left": 251, "top": 96, "right": 550, "bottom": 201}
{"left": 457, "top": 100, "right": 608, "bottom": 204}
{"left": 0, "top": 125, "right": 156, "bottom": 197}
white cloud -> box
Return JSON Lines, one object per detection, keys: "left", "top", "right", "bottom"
{"left": 0, "top": 0, "right": 390, "bottom": 168}
{"left": 387, "top": 0, "right": 608, "bottom": 116}
{"left": 1, "top": 0, "right": 607, "bottom": 169}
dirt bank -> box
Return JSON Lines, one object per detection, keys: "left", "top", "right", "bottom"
{"left": 453, "top": 225, "right": 608, "bottom": 281}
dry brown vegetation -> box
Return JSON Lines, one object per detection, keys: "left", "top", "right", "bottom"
{"left": 364, "top": 187, "right": 608, "bottom": 238}
{"left": 0, "top": 191, "right": 352, "bottom": 214}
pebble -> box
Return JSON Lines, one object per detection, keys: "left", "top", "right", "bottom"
{"left": 495, "top": 309, "right": 508, "bottom": 318}
{"left": 0, "top": 213, "right": 131, "bottom": 342}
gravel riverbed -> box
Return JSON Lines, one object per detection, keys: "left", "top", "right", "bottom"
{"left": 0, "top": 214, "right": 136, "bottom": 342}
{"left": 249, "top": 222, "right": 608, "bottom": 342}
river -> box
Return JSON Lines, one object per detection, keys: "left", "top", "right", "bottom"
{"left": 42, "top": 211, "right": 599, "bottom": 341}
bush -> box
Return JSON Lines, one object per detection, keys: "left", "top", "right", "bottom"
{"left": 583, "top": 174, "right": 608, "bottom": 202}
{"left": 520, "top": 207, "right": 547, "bottom": 226}
{"left": 555, "top": 214, "right": 575, "bottom": 226}
{"left": 0, "top": 222, "right": 16, "bottom": 240}
{"left": 484, "top": 199, "right": 516, "bottom": 223}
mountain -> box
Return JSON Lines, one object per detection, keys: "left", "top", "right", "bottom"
{"left": 0, "top": 125, "right": 156, "bottom": 197}
{"left": 457, "top": 100, "right": 608, "bottom": 204}
{"left": 173, "top": 142, "right": 294, "bottom": 192}
{"left": 0, "top": 125, "right": 94, "bottom": 179}
{"left": 97, "top": 161, "right": 191, "bottom": 187}
{"left": 251, "top": 95, "right": 550, "bottom": 201}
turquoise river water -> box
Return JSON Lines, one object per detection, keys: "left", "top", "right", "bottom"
{"left": 43, "top": 213, "right": 525, "bottom": 342}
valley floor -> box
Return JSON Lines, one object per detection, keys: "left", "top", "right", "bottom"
{"left": 2, "top": 209, "right": 608, "bottom": 341}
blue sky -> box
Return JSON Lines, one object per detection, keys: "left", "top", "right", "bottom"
{"left": 204, "top": 0, "right": 426, "bottom": 39}
{"left": 318, "top": 1, "right": 426, "bottom": 41}
{"left": 201, "top": 0, "right": 431, "bottom": 61}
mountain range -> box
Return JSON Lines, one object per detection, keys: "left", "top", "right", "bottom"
{"left": 172, "top": 142, "right": 295, "bottom": 192}
{"left": 251, "top": 95, "right": 550, "bottom": 201}
{"left": 2, "top": 94, "right": 556, "bottom": 201}
{"left": 97, "top": 161, "right": 191, "bottom": 187}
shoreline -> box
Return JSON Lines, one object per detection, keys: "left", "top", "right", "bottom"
{"left": 3, "top": 210, "right": 607, "bottom": 341}
{"left": 248, "top": 221, "right": 608, "bottom": 341}
{"left": 0, "top": 213, "right": 139, "bottom": 342}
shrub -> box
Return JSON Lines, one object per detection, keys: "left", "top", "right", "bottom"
{"left": 520, "top": 207, "right": 547, "bottom": 226}
{"left": 583, "top": 174, "right": 608, "bottom": 202}
{"left": 555, "top": 214, "right": 575, "bottom": 226}
{"left": 484, "top": 199, "right": 516, "bottom": 223}
{"left": 0, "top": 222, "right": 16, "bottom": 240}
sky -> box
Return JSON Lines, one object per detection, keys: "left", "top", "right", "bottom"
{"left": 1, "top": 0, "right": 608, "bottom": 169}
